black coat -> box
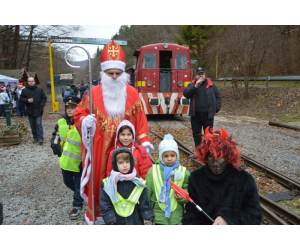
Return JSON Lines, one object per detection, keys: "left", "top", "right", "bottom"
{"left": 100, "top": 175, "right": 154, "bottom": 225}
{"left": 79, "top": 85, "right": 87, "bottom": 98}
{"left": 19, "top": 84, "right": 47, "bottom": 116}
{"left": 182, "top": 164, "right": 263, "bottom": 225}
{"left": 71, "top": 85, "right": 78, "bottom": 95}
{"left": 183, "top": 78, "right": 221, "bottom": 118}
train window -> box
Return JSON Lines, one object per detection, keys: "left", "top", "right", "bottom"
{"left": 175, "top": 53, "right": 188, "bottom": 69}
{"left": 143, "top": 53, "right": 157, "bottom": 69}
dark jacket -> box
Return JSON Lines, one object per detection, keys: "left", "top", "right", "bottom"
{"left": 100, "top": 177, "right": 154, "bottom": 225}
{"left": 19, "top": 84, "right": 47, "bottom": 116}
{"left": 183, "top": 78, "right": 221, "bottom": 118}
{"left": 79, "top": 84, "right": 87, "bottom": 98}
{"left": 99, "top": 147, "right": 154, "bottom": 225}
{"left": 182, "top": 164, "right": 263, "bottom": 225}
{"left": 13, "top": 87, "right": 19, "bottom": 101}
{"left": 71, "top": 84, "right": 78, "bottom": 95}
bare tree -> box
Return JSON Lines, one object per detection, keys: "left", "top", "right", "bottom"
{"left": 217, "top": 25, "right": 278, "bottom": 99}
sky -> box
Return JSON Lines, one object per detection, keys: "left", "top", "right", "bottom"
{"left": 66, "top": 25, "right": 122, "bottom": 61}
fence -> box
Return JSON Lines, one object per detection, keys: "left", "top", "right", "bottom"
{"left": 212, "top": 75, "right": 300, "bottom": 87}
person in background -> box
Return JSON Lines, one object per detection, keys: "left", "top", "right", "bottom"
{"left": 13, "top": 83, "right": 20, "bottom": 116}
{"left": 82, "top": 85, "right": 89, "bottom": 98}
{"left": 20, "top": 77, "right": 47, "bottom": 145}
{"left": 182, "top": 127, "right": 263, "bottom": 225}
{"left": 79, "top": 82, "right": 87, "bottom": 99}
{"left": 0, "top": 86, "right": 9, "bottom": 118}
{"left": 183, "top": 67, "right": 222, "bottom": 159}
{"left": 17, "top": 83, "right": 27, "bottom": 118}
{"left": 71, "top": 83, "right": 79, "bottom": 97}
{"left": 145, "top": 134, "right": 190, "bottom": 225}
{"left": 62, "top": 84, "right": 75, "bottom": 103}
{"left": 51, "top": 95, "right": 84, "bottom": 220}
{"left": 100, "top": 147, "right": 154, "bottom": 225}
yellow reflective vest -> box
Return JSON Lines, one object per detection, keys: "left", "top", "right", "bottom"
{"left": 153, "top": 164, "right": 186, "bottom": 212}
{"left": 102, "top": 177, "right": 146, "bottom": 217}
{"left": 58, "top": 118, "right": 82, "bottom": 172}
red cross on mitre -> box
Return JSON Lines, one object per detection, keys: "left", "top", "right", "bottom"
{"left": 101, "top": 40, "right": 126, "bottom": 63}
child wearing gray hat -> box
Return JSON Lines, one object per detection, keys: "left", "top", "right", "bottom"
{"left": 145, "top": 134, "right": 190, "bottom": 225}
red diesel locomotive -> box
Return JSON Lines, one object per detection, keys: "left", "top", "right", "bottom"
{"left": 132, "top": 43, "right": 191, "bottom": 115}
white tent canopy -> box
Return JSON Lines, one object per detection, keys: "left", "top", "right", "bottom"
{"left": 0, "top": 74, "right": 19, "bottom": 87}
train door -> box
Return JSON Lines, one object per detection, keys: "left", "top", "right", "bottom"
{"left": 174, "top": 53, "right": 190, "bottom": 92}
{"left": 159, "top": 51, "right": 172, "bottom": 92}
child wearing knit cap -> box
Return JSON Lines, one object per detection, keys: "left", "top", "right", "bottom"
{"left": 100, "top": 147, "right": 154, "bottom": 225}
{"left": 106, "top": 119, "right": 152, "bottom": 179}
{"left": 145, "top": 134, "right": 190, "bottom": 225}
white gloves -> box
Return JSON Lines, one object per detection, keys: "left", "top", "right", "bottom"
{"left": 83, "top": 114, "right": 96, "bottom": 128}
{"left": 141, "top": 141, "right": 154, "bottom": 154}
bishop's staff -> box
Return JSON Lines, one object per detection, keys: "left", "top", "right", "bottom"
{"left": 65, "top": 46, "right": 95, "bottom": 225}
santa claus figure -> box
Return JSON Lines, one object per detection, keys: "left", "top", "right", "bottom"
{"left": 74, "top": 40, "right": 153, "bottom": 225}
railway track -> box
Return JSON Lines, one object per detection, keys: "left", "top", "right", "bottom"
{"left": 148, "top": 119, "right": 300, "bottom": 225}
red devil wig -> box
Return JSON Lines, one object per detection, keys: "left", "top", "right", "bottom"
{"left": 195, "top": 127, "right": 241, "bottom": 170}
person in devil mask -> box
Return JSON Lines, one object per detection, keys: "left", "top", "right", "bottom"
{"left": 99, "top": 147, "right": 154, "bottom": 225}
{"left": 182, "top": 127, "right": 262, "bottom": 225}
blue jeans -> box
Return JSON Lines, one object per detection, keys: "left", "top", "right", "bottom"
{"left": 19, "top": 101, "right": 27, "bottom": 117}
{"left": 61, "top": 168, "right": 83, "bottom": 209}
{"left": 16, "top": 99, "right": 20, "bottom": 115}
{"left": 28, "top": 115, "right": 43, "bottom": 141}
{"left": 0, "top": 105, "right": 4, "bottom": 117}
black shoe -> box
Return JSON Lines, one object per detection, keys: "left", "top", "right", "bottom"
{"left": 189, "top": 153, "right": 195, "bottom": 159}
{"left": 69, "top": 208, "right": 82, "bottom": 220}
{"left": 33, "top": 140, "right": 38, "bottom": 144}
{"left": 38, "top": 141, "right": 43, "bottom": 145}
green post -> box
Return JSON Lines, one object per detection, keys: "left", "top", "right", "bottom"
{"left": 4, "top": 102, "right": 11, "bottom": 126}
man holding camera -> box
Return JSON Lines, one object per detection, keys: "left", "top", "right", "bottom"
{"left": 183, "top": 67, "right": 222, "bottom": 158}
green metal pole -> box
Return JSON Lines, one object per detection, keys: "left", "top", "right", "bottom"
{"left": 4, "top": 102, "right": 11, "bottom": 126}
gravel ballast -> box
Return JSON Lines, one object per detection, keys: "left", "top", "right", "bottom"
{"left": 1, "top": 99, "right": 299, "bottom": 225}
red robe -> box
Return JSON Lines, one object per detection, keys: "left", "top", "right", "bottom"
{"left": 74, "top": 84, "right": 151, "bottom": 224}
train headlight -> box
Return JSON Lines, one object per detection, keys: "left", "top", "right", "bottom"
{"left": 147, "top": 81, "right": 152, "bottom": 87}
{"left": 163, "top": 43, "right": 168, "bottom": 49}
{"left": 178, "top": 81, "right": 183, "bottom": 87}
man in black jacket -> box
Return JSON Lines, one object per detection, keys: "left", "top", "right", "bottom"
{"left": 20, "top": 77, "right": 47, "bottom": 145}
{"left": 183, "top": 67, "right": 221, "bottom": 158}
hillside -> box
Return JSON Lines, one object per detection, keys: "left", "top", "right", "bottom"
{"left": 216, "top": 84, "right": 300, "bottom": 123}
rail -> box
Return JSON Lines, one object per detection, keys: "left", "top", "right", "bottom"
{"left": 148, "top": 121, "right": 300, "bottom": 225}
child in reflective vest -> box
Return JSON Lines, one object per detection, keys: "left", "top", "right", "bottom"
{"left": 100, "top": 147, "right": 154, "bottom": 225}
{"left": 145, "top": 134, "right": 190, "bottom": 225}
{"left": 106, "top": 119, "right": 152, "bottom": 179}
{"left": 50, "top": 95, "right": 84, "bottom": 220}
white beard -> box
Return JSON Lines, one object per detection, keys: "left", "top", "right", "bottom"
{"left": 100, "top": 71, "right": 129, "bottom": 121}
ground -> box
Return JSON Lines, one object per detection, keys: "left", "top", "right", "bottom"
{"left": 215, "top": 83, "right": 300, "bottom": 124}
